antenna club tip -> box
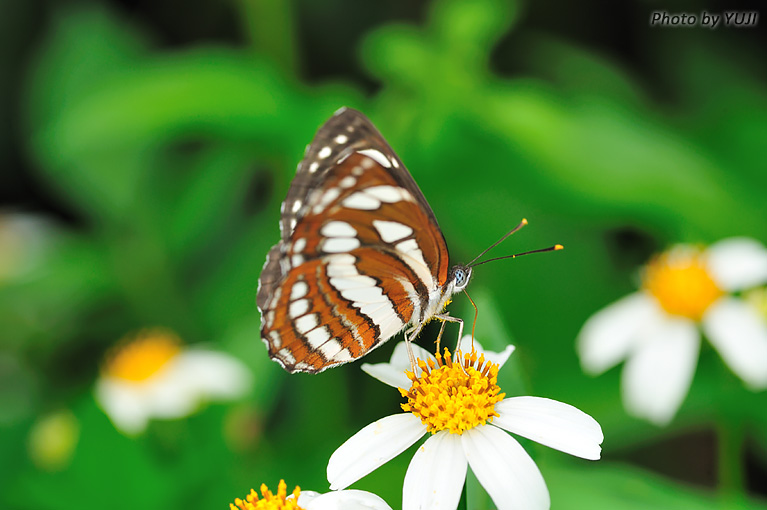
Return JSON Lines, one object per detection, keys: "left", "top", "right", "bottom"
{"left": 521, "top": 218, "right": 528, "bottom": 225}
{"left": 554, "top": 244, "right": 564, "bottom": 251}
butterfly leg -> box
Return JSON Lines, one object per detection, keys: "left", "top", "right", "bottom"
{"left": 433, "top": 314, "right": 464, "bottom": 360}
{"left": 434, "top": 320, "right": 448, "bottom": 354}
{"left": 403, "top": 326, "right": 421, "bottom": 373}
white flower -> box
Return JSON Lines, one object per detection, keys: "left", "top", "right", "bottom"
{"left": 95, "top": 328, "right": 252, "bottom": 435}
{"left": 577, "top": 237, "right": 767, "bottom": 426}
{"left": 329, "top": 338, "right": 603, "bottom": 510}
{"left": 231, "top": 480, "right": 392, "bottom": 510}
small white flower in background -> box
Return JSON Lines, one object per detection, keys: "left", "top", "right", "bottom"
{"left": 230, "top": 479, "right": 391, "bottom": 510}
{"left": 95, "top": 328, "right": 252, "bottom": 435}
{"left": 329, "top": 338, "right": 603, "bottom": 510}
{"left": 577, "top": 237, "right": 767, "bottom": 426}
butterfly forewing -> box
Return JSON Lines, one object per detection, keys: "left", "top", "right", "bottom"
{"left": 258, "top": 108, "right": 450, "bottom": 373}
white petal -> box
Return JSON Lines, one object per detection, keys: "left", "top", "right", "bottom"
{"left": 462, "top": 425, "right": 549, "bottom": 510}
{"left": 361, "top": 342, "right": 434, "bottom": 389}
{"left": 328, "top": 413, "right": 426, "bottom": 490}
{"left": 94, "top": 378, "right": 151, "bottom": 435}
{"left": 577, "top": 292, "right": 662, "bottom": 374}
{"left": 622, "top": 316, "right": 699, "bottom": 426}
{"left": 706, "top": 237, "right": 767, "bottom": 291}
{"left": 136, "top": 350, "right": 251, "bottom": 420}
{"left": 297, "top": 491, "right": 322, "bottom": 507}
{"left": 458, "top": 337, "right": 515, "bottom": 368}
{"left": 493, "top": 397, "right": 603, "bottom": 460}
{"left": 361, "top": 362, "right": 413, "bottom": 390}
{"left": 403, "top": 342, "right": 435, "bottom": 367}
{"left": 171, "top": 350, "right": 252, "bottom": 398}
{"left": 703, "top": 298, "right": 767, "bottom": 389}
{"left": 403, "top": 431, "right": 467, "bottom": 510}
{"left": 142, "top": 367, "right": 200, "bottom": 419}
{"left": 304, "top": 490, "right": 393, "bottom": 510}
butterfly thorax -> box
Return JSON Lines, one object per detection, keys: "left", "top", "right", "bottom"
{"left": 416, "top": 264, "right": 472, "bottom": 328}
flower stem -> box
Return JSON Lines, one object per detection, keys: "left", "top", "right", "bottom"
{"left": 717, "top": 419, "right": 746, "bottom": 506}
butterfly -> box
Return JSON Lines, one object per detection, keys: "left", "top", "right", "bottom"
{"left": 257, "top": 108, "right": 478, "bottom": 373}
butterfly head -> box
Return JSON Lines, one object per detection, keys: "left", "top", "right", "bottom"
{"left": 449, "top": 264, "right": 472, "bottom": 292}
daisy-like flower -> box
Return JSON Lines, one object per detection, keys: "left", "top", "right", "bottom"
{"left": 230, "top": 479, "right": 391, "bottom": 510}
{"left": 577, "top": 238, "right": 767, "bottom": 426}
{"left": 95, "top": 328, "right": 252, "bottom": 435}
{"left": 328, "top": 339, "right": 603, "bottom": 510}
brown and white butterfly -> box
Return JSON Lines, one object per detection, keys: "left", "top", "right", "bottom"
{"left": 257, "top": 107, "right": 473, "bottom": 373}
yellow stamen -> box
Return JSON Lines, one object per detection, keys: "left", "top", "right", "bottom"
{"left": 642, "top": 248, "right": 723, "bottom": 321}
{"left": 230, "top": 480, "right": 302, "bottom": 510}
{"left": 103, "top": 328, "right": 182, "bottom": 382}
{"left": 400, "top": 348, "right": 505, "bottom": 434}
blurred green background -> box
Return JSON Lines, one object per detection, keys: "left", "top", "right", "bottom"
{"left": 1, "top": 0, "right": 766, "bottom": 508}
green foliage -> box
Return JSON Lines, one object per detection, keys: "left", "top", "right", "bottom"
{"left": 2, "top": 0, "right": 766, "bottom": 508}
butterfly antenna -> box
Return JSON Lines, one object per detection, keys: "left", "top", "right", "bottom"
{"left": 464, "top": 289, "right": 478, "bottom": 352}
{"left": 467, "top": 218, "right": 529, "bottom": 266}
{"left": 470, "top": 244, "right": 564, "bottom": 268}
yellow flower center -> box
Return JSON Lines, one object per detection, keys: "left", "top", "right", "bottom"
{"left": 400, "top": 349, "right": 505, "bottom": 434}
{"left": 230, "top": 480, "right": 302, "bottom": 510}
{"left": 103, "top": 329, "right": 182, "bottom": 382}
{"left": 642, "top": 248, "right": 723, "bottom": 321}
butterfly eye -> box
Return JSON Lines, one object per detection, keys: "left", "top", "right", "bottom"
{"left": 452, "top": 266, "right": 471, "bottom": 290}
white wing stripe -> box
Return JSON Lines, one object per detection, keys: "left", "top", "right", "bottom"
{"left": 290, "top": 281, "right": 308, "bottom": 300}
{"left": 373, "top": 220, "right": 413, "bottom": 243}
{"left": 306, "top": 326, "right": 332, "bottom": 349}
{"left": 358, "top": 149, "right": 392, "bottom": 168}
{"left": 295, "top": 314, "right": 319, "bottom": 334}
{"left": 365, "top": 185, "right": 414, "bottom": 203}
{"left": 323, "top": 237, "right": 361, "bottom": 253}
{"left": 342, "top": 286, "right": 387, "bottom": 303}
{"left": 330, "top": 275, "right": 378, "bottom": 290}
{"left": 289, "top": 299, "right": 309, "bottom": 319}
{"left": 343, "top": 192, "right": 380, "bottom": 210}
{"left": 395, "top": 239, "right": 435, "bottom": 290}
{"left": 322, "top": 221, "right": 357, "bottom": 238}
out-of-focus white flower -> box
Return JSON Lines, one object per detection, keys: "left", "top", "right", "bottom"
{"left": 577, "top": 238, "right": 767, "bottom": 426}
{"left": 95, "top": 328, "right": 251, "bottom": 435}
{"left": 330, "top": 338, "right": 603, "bottom": 510}
{"left": 230, "top": 479, "right": 392, "bottom": 510}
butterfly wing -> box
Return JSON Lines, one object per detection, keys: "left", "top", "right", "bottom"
{"left": 258, "top": 108, "right": 450, "bottom": 373}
